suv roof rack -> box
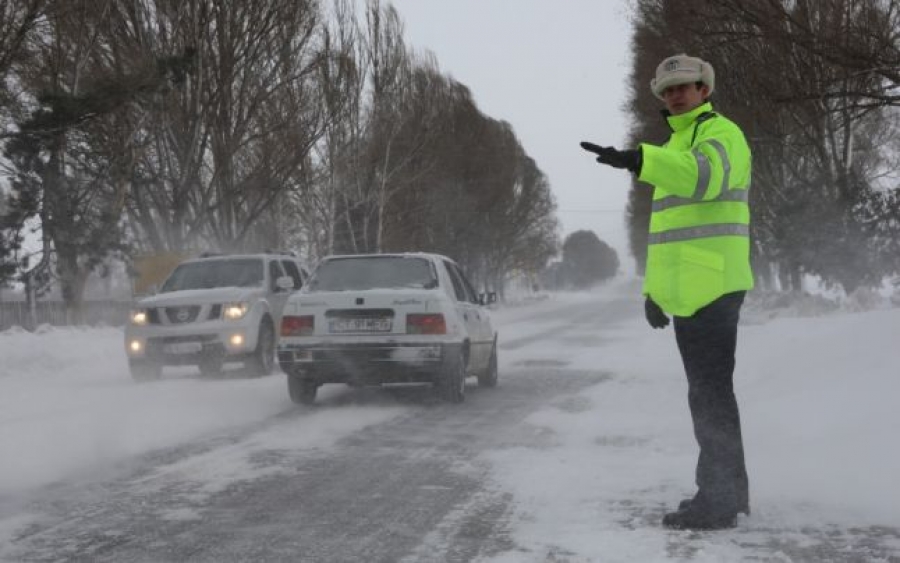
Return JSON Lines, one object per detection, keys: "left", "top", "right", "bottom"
{"left": 194, "top": 250, "right": 299, "bottom": 259}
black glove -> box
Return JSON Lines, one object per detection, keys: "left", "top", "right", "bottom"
{"left": 644, "top": 297, "right": 670, "bottom": 329}
{"left": 580, "top": 142, "right": 641, "bottom": 174}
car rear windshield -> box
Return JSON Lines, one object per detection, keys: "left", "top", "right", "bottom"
{"left": 309, "top": 256, "right": 437, "bottom": 291}
{"left": 161, "top": 259, "right": 265, "bottom": 291}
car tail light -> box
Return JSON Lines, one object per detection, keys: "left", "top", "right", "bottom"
{"left": 281, "top": 315, "right": 314, "bottom": 336}
{"left": 406, "top": 313, "right": 446, "bottom": 335}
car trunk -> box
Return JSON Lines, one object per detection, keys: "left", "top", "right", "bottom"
{"left": 295, "top": 290, "right": 441, "bottom": 337}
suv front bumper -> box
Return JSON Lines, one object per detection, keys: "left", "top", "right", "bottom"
{"left": 125, "top": 318, "right": 260, "bottom": 366}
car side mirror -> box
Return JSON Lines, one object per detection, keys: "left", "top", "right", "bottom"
{"left": 275, "top": 276, "right": 295, "bottom": 292}
{"left": 479, "top": 292, "right": 498, "bottom": 306}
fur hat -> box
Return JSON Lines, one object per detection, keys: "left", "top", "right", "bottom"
{"left": 650, "top": 54, "right": 715, "bottom": 100}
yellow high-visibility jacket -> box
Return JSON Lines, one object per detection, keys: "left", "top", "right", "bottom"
{"left": 638, "top": 102, "right": 753, "bottom": 317}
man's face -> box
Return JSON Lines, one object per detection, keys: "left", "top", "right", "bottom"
{"left": 662, "top": 82, "right": 709, "bottom": 115}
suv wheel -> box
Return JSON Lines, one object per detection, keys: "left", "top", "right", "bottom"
{"left": 246, "top": 319, "right": 275, "bottom": 377}
{"left": 438, "top": 349, "right": 466, "bottom": 403}
{"left": 288, "top": 375, "right": 318, "bottom": 405}
{"left": 130, "top": 359, "right": 161, "bottom": 382}
{"left": 477, "top": 343, "right": 498, "bottom": 388}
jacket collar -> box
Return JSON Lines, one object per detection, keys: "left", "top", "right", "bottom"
{"left": 663, "top": 102, "right": 714, "bottom": 132}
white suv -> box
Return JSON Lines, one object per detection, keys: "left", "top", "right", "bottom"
{"left": 124, "top": 253, "right": 307, "bottom": 381}
{"left": 277, "top": 253, "right": 498, "bottom": 404}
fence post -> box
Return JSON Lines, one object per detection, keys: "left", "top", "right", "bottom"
{"left": 24, "top": 272, "right": 37, "bottom": 331}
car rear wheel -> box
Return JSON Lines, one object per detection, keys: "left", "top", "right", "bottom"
{"left": 477, "top": 343, "right": 498, "bottom": 388}
{"left": 288, "top": 375, "right": 318, "bottom": 405}
{"left": 245, "top": 318, "right": 275, "bottom": 377}
{"left": 438, "top": 350, "right": 466, "bottom": 403}
{"left": 129, "top": 359, "right": 161, "bottom": 382}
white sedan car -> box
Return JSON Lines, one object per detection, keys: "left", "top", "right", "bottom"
{"left": 277, "top": 253, "right": 498, "bottom": 404}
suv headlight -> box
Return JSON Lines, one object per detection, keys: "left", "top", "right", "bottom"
{"left": 130, "top": 309, "right": 149, "bottom": 326}
{"left": 223, "top": 302, "right": 249, "bottom": 320}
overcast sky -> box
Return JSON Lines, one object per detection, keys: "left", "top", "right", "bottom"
{"left": 387, "top": 0, "right": 637, "bottom": 269}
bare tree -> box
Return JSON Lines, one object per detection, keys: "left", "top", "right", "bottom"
{"left": 287, "top": 0, "right": 361, "bottom": 260}
{"left": 329, "top": 0, "right": 420, "bottom": 254}
{"left": 120, "top": 0, "right": 330, "bottom": 255}
{"left": 201, "top": 0, "right": 326, "bottom": 251}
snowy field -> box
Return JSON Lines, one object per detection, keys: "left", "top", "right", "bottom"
{"left": 1, "top": 279, "right": 899, "bottom": 561}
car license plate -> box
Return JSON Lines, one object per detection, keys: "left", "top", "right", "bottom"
{"left": 329, "top": 318, "right": 392, "bottom": 333}
{"left": 164, "top": 342, "right": 203, "bottom": 355}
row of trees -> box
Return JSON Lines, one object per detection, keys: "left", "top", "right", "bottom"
{"left": 0, "top": 0, "right": 559, "bottom": 321}
{"left": 626, "top": 0, "right": 900, "bottom": 293}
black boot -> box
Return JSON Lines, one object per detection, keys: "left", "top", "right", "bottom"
{"left": 678, "top": 495, "right": 750, "bottom": 515}
{"left": 663, "top": 503, "right": 737, "bottom": 531}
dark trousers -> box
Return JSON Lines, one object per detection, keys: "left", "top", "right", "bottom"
{"left": 673, "top": 291, "right": 748, "bottom": 513}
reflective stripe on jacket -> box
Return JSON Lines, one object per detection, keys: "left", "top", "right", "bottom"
{"left": 637, "top": 102, "right": 754, "bottom": 317}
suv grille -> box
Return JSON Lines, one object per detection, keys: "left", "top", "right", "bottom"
{"left": 164, "top": 306, "right": 201, "bottom": 324}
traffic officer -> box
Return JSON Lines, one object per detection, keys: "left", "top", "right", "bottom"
{"left": 580, "top": 53, "right": 753, "bottom": 530}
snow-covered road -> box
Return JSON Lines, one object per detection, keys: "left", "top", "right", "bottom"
{"left": 2, "top": 281, "right": 899, "bottom": 562}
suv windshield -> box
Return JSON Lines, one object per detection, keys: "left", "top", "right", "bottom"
{"left": 161, "top": 259, "right": 264, "bottom": 292}
{"left": 309, "top": 256, "right": 437, "bottom": 291}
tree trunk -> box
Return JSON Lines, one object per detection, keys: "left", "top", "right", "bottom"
{"left": 57, "top": 253, "right": 88, "bottom": 325}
